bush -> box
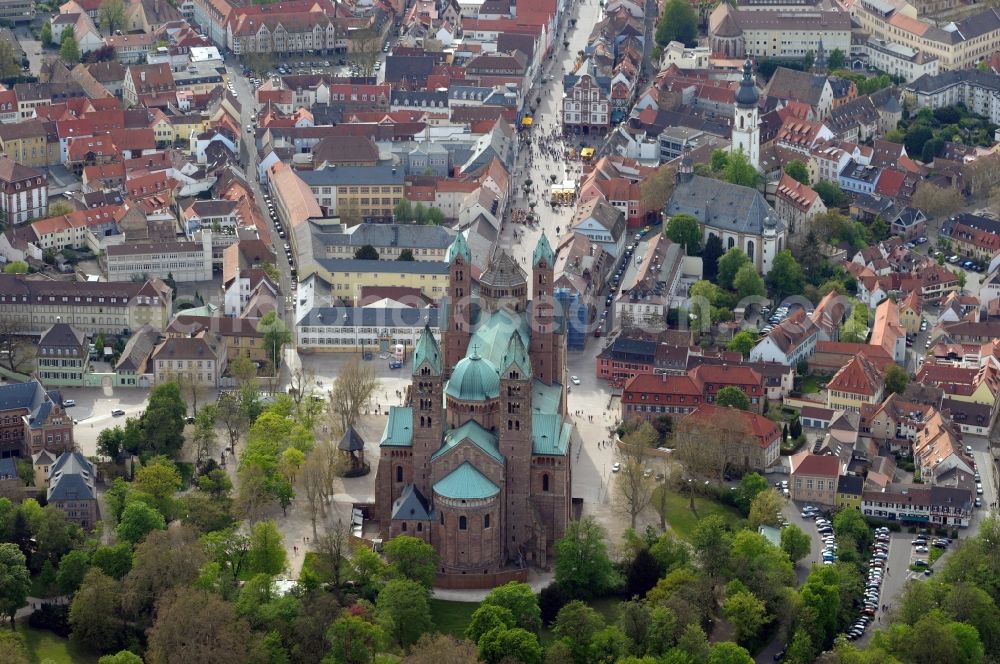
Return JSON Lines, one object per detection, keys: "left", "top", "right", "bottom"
{"left": 28, "top": 603, "right": 71, "bottom": 637}
{"left": 538, "top": 582, "right": 569, "bottom": 626}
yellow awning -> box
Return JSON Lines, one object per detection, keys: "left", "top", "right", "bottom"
{"left": 521, "top": 116, "right": 534, "bottom": 126}
{"left": 580, "top": 147, "right": 595, "bottom": 158}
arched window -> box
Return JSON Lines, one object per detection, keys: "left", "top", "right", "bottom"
{"left": 727, "top": 237, "right": 735, "bottom": 249}
{"left": 395, "top": 466, "right": 403, "bottom": 482}
{"left": 459, "top": 516, "right": 467, "bottom": 530}
{"left": 484, "top": 514, "right": 491, "bottom": 528}
{"left": 401, "top": 522, "right": 407, "bottom": 532}
{"left": 747, "top": 240, "right": 755, "bottom": 262}
{"left": 739, "top": 115, "right": 744, "bottom": 129}
{"left": 417, "top": 522, "right": 423, "bottom": 532}
{"left": 542, "top": 474, "right": 550, "bottom": 492}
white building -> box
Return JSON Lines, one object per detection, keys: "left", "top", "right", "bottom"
{"left": 731, "top": 59, "right": 760, "bottom": 170}
{"left": 866, "top": 38, "right": 939, "bottom": 83}
{"left": 105, "top": 235, "right": 212, "bottom": 282}
{"left": 905, "top": 69, "right": 1000, "bottom": 124}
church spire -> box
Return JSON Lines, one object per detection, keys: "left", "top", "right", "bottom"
{"left": 447, "top": 231, "right": 471, "bottom": 263}
{"left": 532, "top": 232, "right": 555, "bottom": 268}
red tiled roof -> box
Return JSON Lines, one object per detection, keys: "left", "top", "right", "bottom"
{"left": 685, "top": 404, "right": 780, "bottom": 448}
{"left": 793, "top": 453, "right": 840, "bottom": 477}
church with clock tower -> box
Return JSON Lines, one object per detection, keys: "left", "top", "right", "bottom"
{"left": 374, "top": 234, "right": 573, "bottom": 585}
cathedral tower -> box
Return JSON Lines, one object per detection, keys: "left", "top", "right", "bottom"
{"left": 499, "top": 332, "right": 534, "bottom": 564}
{"left": 530, "top": 233, "right": 558, "bottom": 386}
{"left": 410, "top": 324, "right": 444, "bottom": 501}
{"left": 731, "top": 58, "right": 760, "bottom": 171}
{"left": 443, "top": 234, "right": 472, "bottom": 375}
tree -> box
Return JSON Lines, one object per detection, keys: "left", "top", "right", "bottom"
{"left": 146, "top": 588, "right": 251, "bottom": 664}
{"left": 40, "top": 21, "right": 52, "bottom": 46}
{"left": 91, "top": 543, "right": 132, "bottom": 580}
{"left": 56, "top": 549, "right": 91, "bottom": 595}
{"left": 784, "top": 160, "right": 810, "bottom": 185}
{"left": 326, "top": 614, "right": 383, "bottom": 664}
{"left": 481, "top": 581, "right": 541, "bottom": 633}
{"left": 0, "top": 317, "right": 35, "bottom": 375}
{"left": 912, "top": 181, "right": 963, "bottom": 219}
{"left": 217, "top": 392, "right": 246, "bottom": 453}
{"left": 615, "top": 423, "right": 658, "bottom": 529}
{"left": 425, "top": 207, "right": 445, "bottom": 225}
{"left": 467, "top": 604, "right": 515, "bottom": 643}
{"left": 708, "top": 642, "right": 755, "bottom": 664}
{"left": 478, "top": 627, "right": 543, "bottom": 664}
{"left": 702, "top": 234, "right": 724, "bottom": 282}
{"left": 143, "top": 381, "right": 187, "bottom": 457}
{"left": 228, "top": 356, "right": 257, "bottom": 386}
{"left": 722, "top": 591, "right": 770, "bottom": 644}
{"left": 329, "top": 357, "right": 379, "bottom": 434}
{"left": 733, "top": 473, "right": 768, "bottom": 514}
{"left": 711, "top": 149, "right": 729, "bottom": 172}
{"left": 553, "top": 600, "right": 604, "bottom": 661}
{"left": 733, "top": 263, "right": 766, "bottom": 299}
{"left": 133, "top": 455, "right": 182, "bottom": 517}
{"left": 665, "top": 214, "right": 701, "bottom": 255}
{"left": 383, "top": 535, "right": 438, "bottom": 589}
{"left": 116, "top": 501, "right": 165, "bottom": 544}
{"left": 723, "top": 151, "right": 760, "bottom": 188}
{"left": 727, "top": 330, "right": 757, "bottom": 359}
{"left": 246, "top": 520, "right": 286, "bottom": 576}
{"left": 655, "top": 0, "right": 698, "bottom": 46}
{"left": 98, "top": 0, "right": 125, "bottom": 35}
{"left": 0, "top": 543, "right": 29, "bottom": 628}
{"left": 813, "top": 180, "right": 846, "bottom": 208}
{"left": 354, "top": 244, "right": 379, "bottom": 260}
{"left": 780, "top": 523, "right": 811, "bottom": 564}
{"left": 554, "top": 516, "right": 618, "bottom": 599}
{"left": 398, "top": 249, "right": 415, "bottom": 261}
{"left": 717, "top": 248, "right": 751, "bottom": 291}
{"left": 747, "top": 488, "right": 786, "bottom": 528}
{"left": 404, "top": 634, "right": 479, "bottom": 664}
{"left": 766, "top": 250, "right": 805, "bottom": 299}
{"left": 715, "top": 386, "right": 751, "bottom": 411}
{"left": 828, "top": 48, "right": 846, "bottom": 69}
{"left": 885, "top": 363, "right": 909, "bottom": 395}
{"left": 376, "top": 578, "right": 432, "bottom": 649}
{"left": 348, "top": 28, "right": 382, "bottom": 77}
{"left": 59, "top": 28, "right": 81, "bottom": 64}
{"left": 640, "top": 164, "right": 676, "bottom": 217}
{"left": 258, "top": 311, "right": 291, "bottom": 371}
{"left": 181, "top": 491, "right": 234, "bottom": 534}
{"left": 3, "top": 261, "right": 26, "bottom": 274}
{"left": 393, "top": 198, "right": 413, "bottom": 222}
{"left": 69, "top": 569, "right": 121, "bottom": 651}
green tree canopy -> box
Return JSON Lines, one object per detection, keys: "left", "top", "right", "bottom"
{"left": 376, "top": 578, "right": 433, "bottom": 649}
{"left": 780, "top": 523, "right": 811, "bottom": 564}
{"left": 116, "top": 501, "right": 166, "bottom": 544}
{"left": 665, "top": 214, "right": 701, "bottom": 255}
{"left": 3, "top": 261, "right": 27, "bottom": 274}
{"left": 783, "top": 160, "right": 810, "bottom": 185}
{"left": 733, "top": 264, "right": 766, "bottom": 299}
{"left": 554, "top": 517, "right": 619, "bottom": 599}
{"left": 478, "top": 626, "right": 542, "bottom": 664}
{"left": 766, "top": 250, "right": 805, "bottom": 299}
{"left": 383, "top": 535, "right": 439, "bottom": 589}
{"left": 715, "top": 386, "right": 751, "bottom": 411}
{"left": 717, "top": 248, "right": 751, "bottom": 291}
{"left": 354, "top": 244, "right": 379, "bottom": 260}
{"left": 480, "top": 581, "right": 541, "bottom": 633}
{"left": 813, "top": 180, "right": 846, "bottom": 208}
{"left": 655, "top": 0, "right": 698, "bottom": 46}
{"left": 723, "top": 151, "right": 760, "bottom": 188}
{"left": 0, "top": 543, "right": 29, "bottom": 626}
{"left": 885, "top": 363, "right": 909, "bottom": 395}
{"left": 727, "top": 330, "right": 758, "bottom": 359}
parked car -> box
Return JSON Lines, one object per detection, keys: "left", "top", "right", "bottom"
{"left": 111, "top": 408, "right": 125, "bottom": 416}
{"left": 63, "top": 399, "right": 76, "bottom": 407}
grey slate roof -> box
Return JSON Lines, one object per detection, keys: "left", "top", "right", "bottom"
{"left": 298, "top": 165, "right": 405, "bottom": 187}
{"left": 297, "top": 305, "right": 439, "bottom": 329}
{"left": 765, "top": 68, "right": 829, "bottom": 107}
{"left": 480, "top": 250, "right": 527, "bottom": 288}
{"left": 907, "top": 69, "right": 1000, "bottom": 95}
{"left": 314, "top": 258, "right": 449, "bottom": 276}
{"left": 666, "top": 174, "right": 785, "bottom": 235}
{"left": 39, "top": 323, "right": 87, "bottom": 354}
{"left": 0, "top": 458, "right": 16, "bottom": 480}
{"left": 316, "top": 223, "right": 455, "bottom": 251}
{"left": 391, "top": 89, "right": 449, "bottom": 108}
{"left": 391, "top": 484, "right": 430, "bottom": 521}
{"left": 48, "top": 452, "right": 96, "bottom": 502}
{"left": 339, "top": 426, "right": 365, "bottom": 452}
{"left": 0, "top": 381, "right": 42, "bottom": 411}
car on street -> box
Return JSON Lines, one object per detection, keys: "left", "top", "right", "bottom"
{"left": 612, "top": 462, "right": 621, "bottom": 473}
{"left": 111, "top": 408, "right": 125, "bottom": 416}
{"left": 570, "top": 376, "right": 580, "bottom": 385}
{"left": 63, "top": 399, "right": 75, "bottom": 407}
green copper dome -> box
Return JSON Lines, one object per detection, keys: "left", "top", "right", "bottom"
{"left": 446, "top": 353, "right": 500, "bottom": 401}
{"left": 447, "top": 232, "right": 471, "bottom": 263}
{"left": 533, "top": 232, "right": 555, "bottom": 268}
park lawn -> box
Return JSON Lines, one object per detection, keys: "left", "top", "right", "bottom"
{"left": 653, "top": 486, "right": 744, "bottom": 540}
{"left": 929, "top": 546, "right": 944, "bottom": 566}
{"left": 430, "top": 598, "right": 478, "bottom": 639}
{"left": 18, "top": 625, "right": 99, "bottom": 664}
